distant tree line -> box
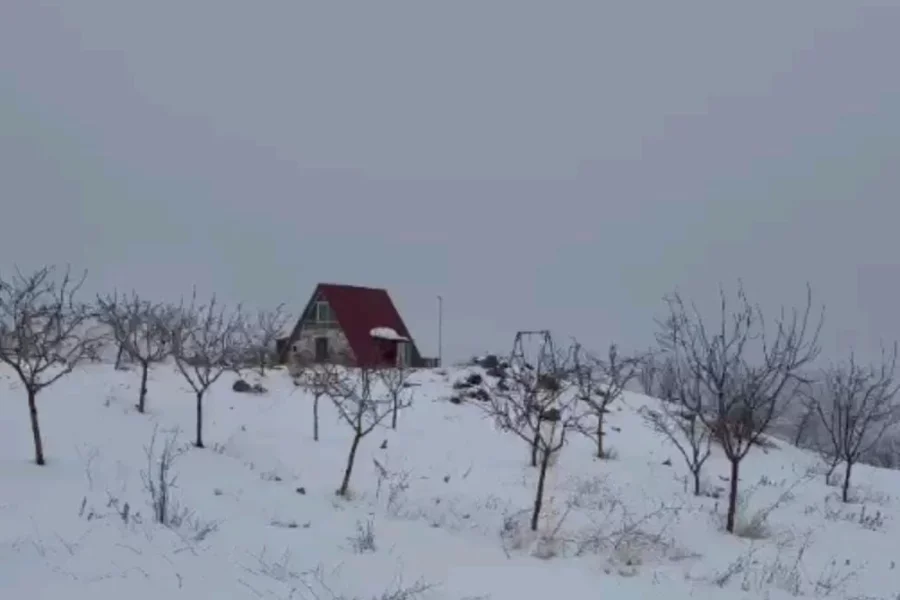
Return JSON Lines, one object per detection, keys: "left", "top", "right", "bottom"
{"left": 0, "top": 265, "right": 290, "bottom": 463}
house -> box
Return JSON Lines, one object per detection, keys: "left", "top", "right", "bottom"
{"left": 277, "top": 283, "right": 427, "bottom": 369}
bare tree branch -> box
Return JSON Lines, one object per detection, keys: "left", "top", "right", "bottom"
{"left": 170, "top": 291, "right": 244, "bottom": 448}
{"left": 96, "top": 292, "right": 176, "bottom": 413}
{"left": 657, "top": 283, "right": 822, "bottom": 533}
{"left": 811, "top": 344, "right": 900, "bottom": 502}
{"left": 330, "top": 367, "right": 409, "bottom": 497}
{"left": 293, "top": 362, "right": 341, "bottom": 442}
{"left": 572, "top": 342, "right": 640, "bottom": 459}
{"left": 638, "top": 352, "right": 678, "bottom": 400}
{"left": 241, "top": 304, "right": 291, "bottom": 377}
{"left": 637, "top": 351, "right": 660, "bottom": 396}
{"left": 484, "top": 344, "right": 577, "bottom": 531}
{"left": 791, "top": 389, "right": 819, "bottom": 448}
{"left": 93, "top": 289, "right": 131, "bottom": 369}
{"left": 0, "top": 265, "right": 103, "bottom": 465}
{"left": 378, "top": 362, "right": 415, "bottom": 430}
{"left": 640, "top": 350, "right": 713, "bottom": 496}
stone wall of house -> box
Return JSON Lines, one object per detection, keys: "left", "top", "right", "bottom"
{"left": 288, "top": 324, "right": 355, "bottom": 374}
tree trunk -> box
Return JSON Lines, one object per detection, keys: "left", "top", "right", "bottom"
{"left": 793, "top": 414, "right": 809, "bottom": 447}
{"left": 115, "top": 343, "right": 126, "bottom": 370}
{"left": 596, "top": 414, "right": 605, "bottom": 458}
{"left": 338, "top": 433, "right": 362, "bottom": 496}
{"left": 28, "top": 388, "right": 46, "bottom": 466}
{"left": 391, "top": 395, "right": 398, "bottom": 430}
{"left": 692, "top": 468, "right": 701, "bottom": 496}
{"left": 313, "top": 395, "right": 320, "bottom": 442}
{"left": 726, "top": 458, "right": 740, "bottom": 533}
{"left": 195, "top": 390, "right": 205, "bottom": 448}
{"left": 531, "top": 428, "right": 540, "bottom": 467}
{"left": 842, "top": 460, "right": 853, "bottom": 503}
{"left": 137, "top": 362, "right": 149, "bottom": 413}
{"left": 531, "top": 445, "right": 552, "bottom": 531}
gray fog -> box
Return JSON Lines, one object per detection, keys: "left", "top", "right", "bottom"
{"left": 2, "top": 1, "right": 899, "bottom": 363}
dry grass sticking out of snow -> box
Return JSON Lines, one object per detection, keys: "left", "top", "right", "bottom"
{"left": 2, "top": 362, "right": 900, "bottom": 600}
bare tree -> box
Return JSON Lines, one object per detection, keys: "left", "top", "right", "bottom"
{"left": 658, "top": 284, "right": 822, "bottom": 533}
{"left": 242, "top": 304, "right": 291, "bottom": 377}
{"left": 637, "top": 352, "right": 683, "bottom": 403}
{"left": 170, "top": 293, "right": 243, "bottom": 448}
{"left": 641, "top": 351, "right": 713, "bottom": 496}
{"left": 792, "top": 393, "right": 819, "bottom": 448}
{"left": 378, "top": 362, "right": 415, "bottom": 430}
{"left": 572, "top": 343, "right": 639, "bottom": 458}
{"left": 0, "top": 266, "right": 102, "bottom": 465}
{"left": 812, "top": 346, "right": 900, "bottom": 502}
{"left": 638, "top": 351, "right": 660, "bottom": 396}
{"left": 330, "top": 367, "right": 409, "bottom": 497}
{"left": 485, "top": 352, "right": 576, "bottom": 531}
{"left": 489, "top": 348, "right": 571, "bottom": 468}
{"left": 93, "top": 294, "right": 131, "bottom": 370}
{"left": 97, "top": 292, "right": 176, "bottom": 413}
{"left": 294, "top": 362, "right": 339, "bottom": 442}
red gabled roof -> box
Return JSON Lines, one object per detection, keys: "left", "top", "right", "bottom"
{"left": 295, "top": 283, "right": 418, "bottom": 367}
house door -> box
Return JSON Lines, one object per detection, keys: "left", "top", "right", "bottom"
{"left": 314, "top": 337, "right": 329, "bottom": 362}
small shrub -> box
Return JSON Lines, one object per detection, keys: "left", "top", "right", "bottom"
{"left": 499, "top": 510, "right": 535, "bottom": 554}
{"left": 532, "top": 533, "right": 565, "bottom": 560}
{"left": 757, "top": 475, "right": 782, "bottom": 487}
{"left": 141, "top": 425, "right": 220, "bottom": 542}
{"left": 824, "top": 500, "right": 886, "bottom": 531}
{"left": 732, "top": 510, "right": 771, "bottom": 540}
{"left": 569, "top": 476, "right": 607, "bottom": 509}
{"left": 350, "top": 518, "right": 377, "bottom": 553}
{"left": 599, "top": 446, "right": 619, "bottom": 460}
{"left": 722, "top": 476, "right": 807, "bottom": 539}
{"left": 710, "top": 534, "right": 858, "bottom": 598}
{"left": 373, "top": 459, "right": 411, "bottom": 517}
{"left": 168, "top": 503, "right": 220, "bottom": 542}
{"left": 695, "top": 477, "right": 724, "bottom": 499}
{"left": 79, "top": 493, "right": 143, "bottom": 525}
{"left": 847, "top": 484, "right": 892, "bottom": 506}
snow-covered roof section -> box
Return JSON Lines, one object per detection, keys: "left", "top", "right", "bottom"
{"left": 369, "top": 326, "right": 409, "bottom": 342}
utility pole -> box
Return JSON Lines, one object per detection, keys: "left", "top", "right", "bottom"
{"left": 437, "top": 295, "right": 443, "bottom": 367}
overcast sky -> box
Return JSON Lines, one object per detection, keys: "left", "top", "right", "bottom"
{"left": 2, "top": 1, "right": 899, "bottom": 364}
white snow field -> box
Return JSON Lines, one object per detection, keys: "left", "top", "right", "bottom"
{"left": 1, "top": 361, "right": 898, "bottom": 600}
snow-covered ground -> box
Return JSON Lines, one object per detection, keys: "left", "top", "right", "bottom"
{"left": 1, "top": 361, "right": 898, "bottom": 599}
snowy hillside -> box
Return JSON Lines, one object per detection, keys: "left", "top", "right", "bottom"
{"left": 1, "top": 361, "right": 899, "bottom": 600}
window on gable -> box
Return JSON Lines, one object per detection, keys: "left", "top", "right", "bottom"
{"left": 312, "top": 300, "right": 335, "bottom": 323}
